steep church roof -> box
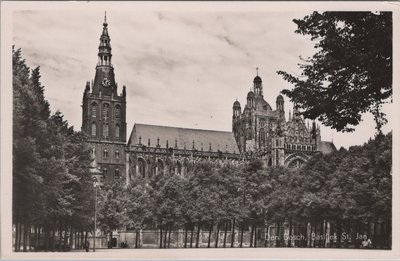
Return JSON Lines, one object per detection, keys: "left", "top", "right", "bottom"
{"left": 128, "top": 124, "right": 240, "bottom": 154}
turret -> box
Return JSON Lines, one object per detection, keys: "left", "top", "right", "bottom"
{"left": 276, "top": 94, "right": 284, "bottom": 111}
{"left": 247, "top": 91, "right": 255, "bottom": 108}
{"left": 253, "top": 68, "right": 263, "bottom": 96}
{"left": 232, "top": 100, "right": 241, "bottom": 118}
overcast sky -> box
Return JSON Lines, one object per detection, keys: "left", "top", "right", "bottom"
{"left": 12, "top": 3, "right": 393, "bottom": 149}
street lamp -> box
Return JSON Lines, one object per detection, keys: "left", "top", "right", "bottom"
{"left": 93, "top": 178, "right": 98, "bottom": 252}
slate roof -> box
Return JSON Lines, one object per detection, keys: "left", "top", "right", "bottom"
{"left": 128, "top": 124, "right": 240, "bottom": 154}
{"left": 317, "top": 141, "right": 337, "bottom": 154}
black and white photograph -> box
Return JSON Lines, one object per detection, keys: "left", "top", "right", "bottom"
{"left": 1, "top": 1, "right": 399, "bottom": 259}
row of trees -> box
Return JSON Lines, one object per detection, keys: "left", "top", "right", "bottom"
{"left": 13, "top": 47, "right": 95, "bottom": 251}
{"left": 98, "top": 132, "right": 392, "bottom": 249}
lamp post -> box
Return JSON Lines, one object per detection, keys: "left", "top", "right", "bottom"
{"left": 93, "top": 178, "right": 98, "bottom": 252}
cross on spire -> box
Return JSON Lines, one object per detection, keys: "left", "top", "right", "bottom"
{"left": 256, "top": 67, "right": 259, "bottom": 76}
{"left": 104, "top": 11, "right": 107, "bottom": 23}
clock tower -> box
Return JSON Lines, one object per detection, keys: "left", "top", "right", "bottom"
{"left": 81, "top": 14, "right": 127, "bottom": 184}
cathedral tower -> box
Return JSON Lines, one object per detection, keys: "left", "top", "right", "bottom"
{"left": 82, "top": 14, "right": 127, "bottom": 184}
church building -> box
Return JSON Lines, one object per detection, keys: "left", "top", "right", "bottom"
{"left": 81, "top": 16, "right": 336, "bottom": 185}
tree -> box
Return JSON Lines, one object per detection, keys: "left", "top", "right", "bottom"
{"left": 97, "top": 180, "right": 126, "bottom": 247}
{"left": 123, "top": 179, "right": 153, "bottom": 248}
{"left": 277, "top": 12, "right": 392, "bottom": 132}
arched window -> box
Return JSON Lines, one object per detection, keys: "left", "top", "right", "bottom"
{"left": 103, "top": 149, "right": 108, "bottom": 159}
{"left": 114, "top": 169, "right": 120, "bottom": 179}
{"left": 259, "top": 129, "right": 265, "bottom": 148}
{"left": 115, "top": 149, "right": 119, "bottom": 159}
{"left": 157, "top": 159, "right": 164, "bottom": 176}
{"left": 115, "top": 105, "right": 121, "bottom": 119}
{"left": 176, "top": 161, "right": 182, "bottom": 176}
{"left": 103, "top": 103, "right": 109, "bottom": 119}
{"left": 91, "top": 103, "right": 97, "bottom": 117}
{"left": 138, "top": 158, "right": 146, "bottom": 178}
{"left": 103, "top": 168, "right": 108, "bottom": 177}
{"left": 103, "top": 123, "right": 109, "bottom": 138}
{"left": 91, "top": 122, "right": 96, "bottom": 136}
{"left": 115, "top": 124, "right": 120, "bottom": 138}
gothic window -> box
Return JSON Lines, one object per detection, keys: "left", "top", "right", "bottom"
{"left": 115, "top": 105, "right": 121, "bottom": 119}
{"left": 115, "top": 149, "right": 120, "bottom": 159}
{"left": 157, "top": 159, "right": 164, "bottom": 175}
{"left": 103, "top": 123, "right": 109, "bottom": 138}
{"left": 103, "top": 103, "right": 109, "bottom": 119}
{"left": 275, "top": 139, "right": 279, "bottom": 147}
{"left": 91, "top": 122, "right": 96, "bottom": 136}
{"left": 103, "top": 149, "right": 108, "bottom": 159}
{"left": 176, "top": 161, "right": 182, "bottom": 176}
{"left": 91, "top": 103, "right": 97, "bottom": 117}
{"left": 103, "top": 167, "right": 108, "bottom": 177}
{"left": 114, "top": 169, "right": 120, "bottom": 179}
{"left": 138, "top": 158, "right": 146, "bottom": 178}
{"left": 115, "top": 124, "right": 120, "bottom": 138}
{"left": 259, "top": 129, "right": 265, "bottom": 148}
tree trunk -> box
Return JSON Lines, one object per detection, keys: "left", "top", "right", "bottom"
{"left": 254, "top": 226, "right": 257, "bottom": 248}
{"left": 84, "top": 231, "right": 88, "bottom": 250}
{"left": 80, "top": 230, "right": 84, "bottom": 249}
{"left": 168, "top": 225, "right": 172, "bottom": 248}
{"left": 373, "top": 221, "right": 378, "bottom": 249}
{"left": 22, "top": 223, "right": 27, "bottom": 252}
{"left": 223, "top": 221, "right": 228, "bottom": 248}
{"left": 159, "top": 225, "right": 163, "bottom": 249}
{"left": 195, "top": 222, "right": 201, "bottom": 248}
{"left": 27, "top": 223, "right": 32, "bottom": 251}
{"left": 207, "top": 221, "right": 213, "bottom": 248}
{"left": 240, "top": 222, "right": 244, "bottom": 247}
{"left": 336, "top": 221, "right": 342, "bottom": 248}
{"left": 163, "top": 225, "right": 168, "bottom": 248}
{"left": 214, "top": 223, "right": 220, "bottom": 248}
{"left": 288, "top": 222, "right": 292, "bottom": 247}
{"left": 69, "top": 227, "right": 73, "bottom": 251}
{"left": 14, "top": 223, "right": 19, "bottom": 252}
{"left": 51, "top": 227, "right": 56, "bottom": 251}
{"left": 184, "top": 224, "right": 188, "bottom": 248}
{"left": 322, "top": 221, "right": 326, "bottom": 248}
{"left": 63, "top": 226, "right": 69, "bottom": 251}
{"left": 18, "top": 222, "right": 23, "bottom": 251}
{"left": 57, "top": 223, "right": 62, "bottom": 251}
{"left": 189, "top": 223, "right": 194, "bottom": 248}
{"left": 35, "top": 226, "right": 40, "bottom": 251}
{"left": 231, "top": 220, "right": 236, "bottom": 248}
{"left": 135, "top": 230, "right": 139, "bottom": 248}
{"left": 44, "top": 226, "right": 49, "bottom": 251}
{"left": 276, "top": 222, "right": 280, "bottom": 247}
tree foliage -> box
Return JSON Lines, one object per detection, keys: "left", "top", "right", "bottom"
{"left": 13, "top": 47, "right": 93, "bottom": 252}
{"left": 277, "top": 11, "right": 392, "bottom": 132}
{"left": 99, "top": 133, "right": 391, "bottom": 249}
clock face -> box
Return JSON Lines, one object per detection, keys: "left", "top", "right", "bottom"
{"left": 102, "top": 77, "right": 111, "bottom": 87}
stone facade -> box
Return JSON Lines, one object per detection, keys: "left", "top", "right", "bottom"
{"left": 232, "top": 74, "right": 335, "bottom": 168}
{"left": 82, "top": 17, "right": 336, "bottom": 185}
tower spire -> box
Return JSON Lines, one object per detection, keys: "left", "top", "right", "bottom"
{"left": 256, "top": 67, "right": 259, "bottom": 76}
{"left": 98, "top": 13, "right": 112, "bottom": 67}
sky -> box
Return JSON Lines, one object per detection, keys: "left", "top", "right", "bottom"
{"left": 12, "top": 3, "right": 393, "bottom": 149}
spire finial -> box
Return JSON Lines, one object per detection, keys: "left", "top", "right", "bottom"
{"left": 103, "top": 11, "right": 108, "bottom": 27}
{"left": 256, "top": 67, "right": 259, "bottom": 76}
